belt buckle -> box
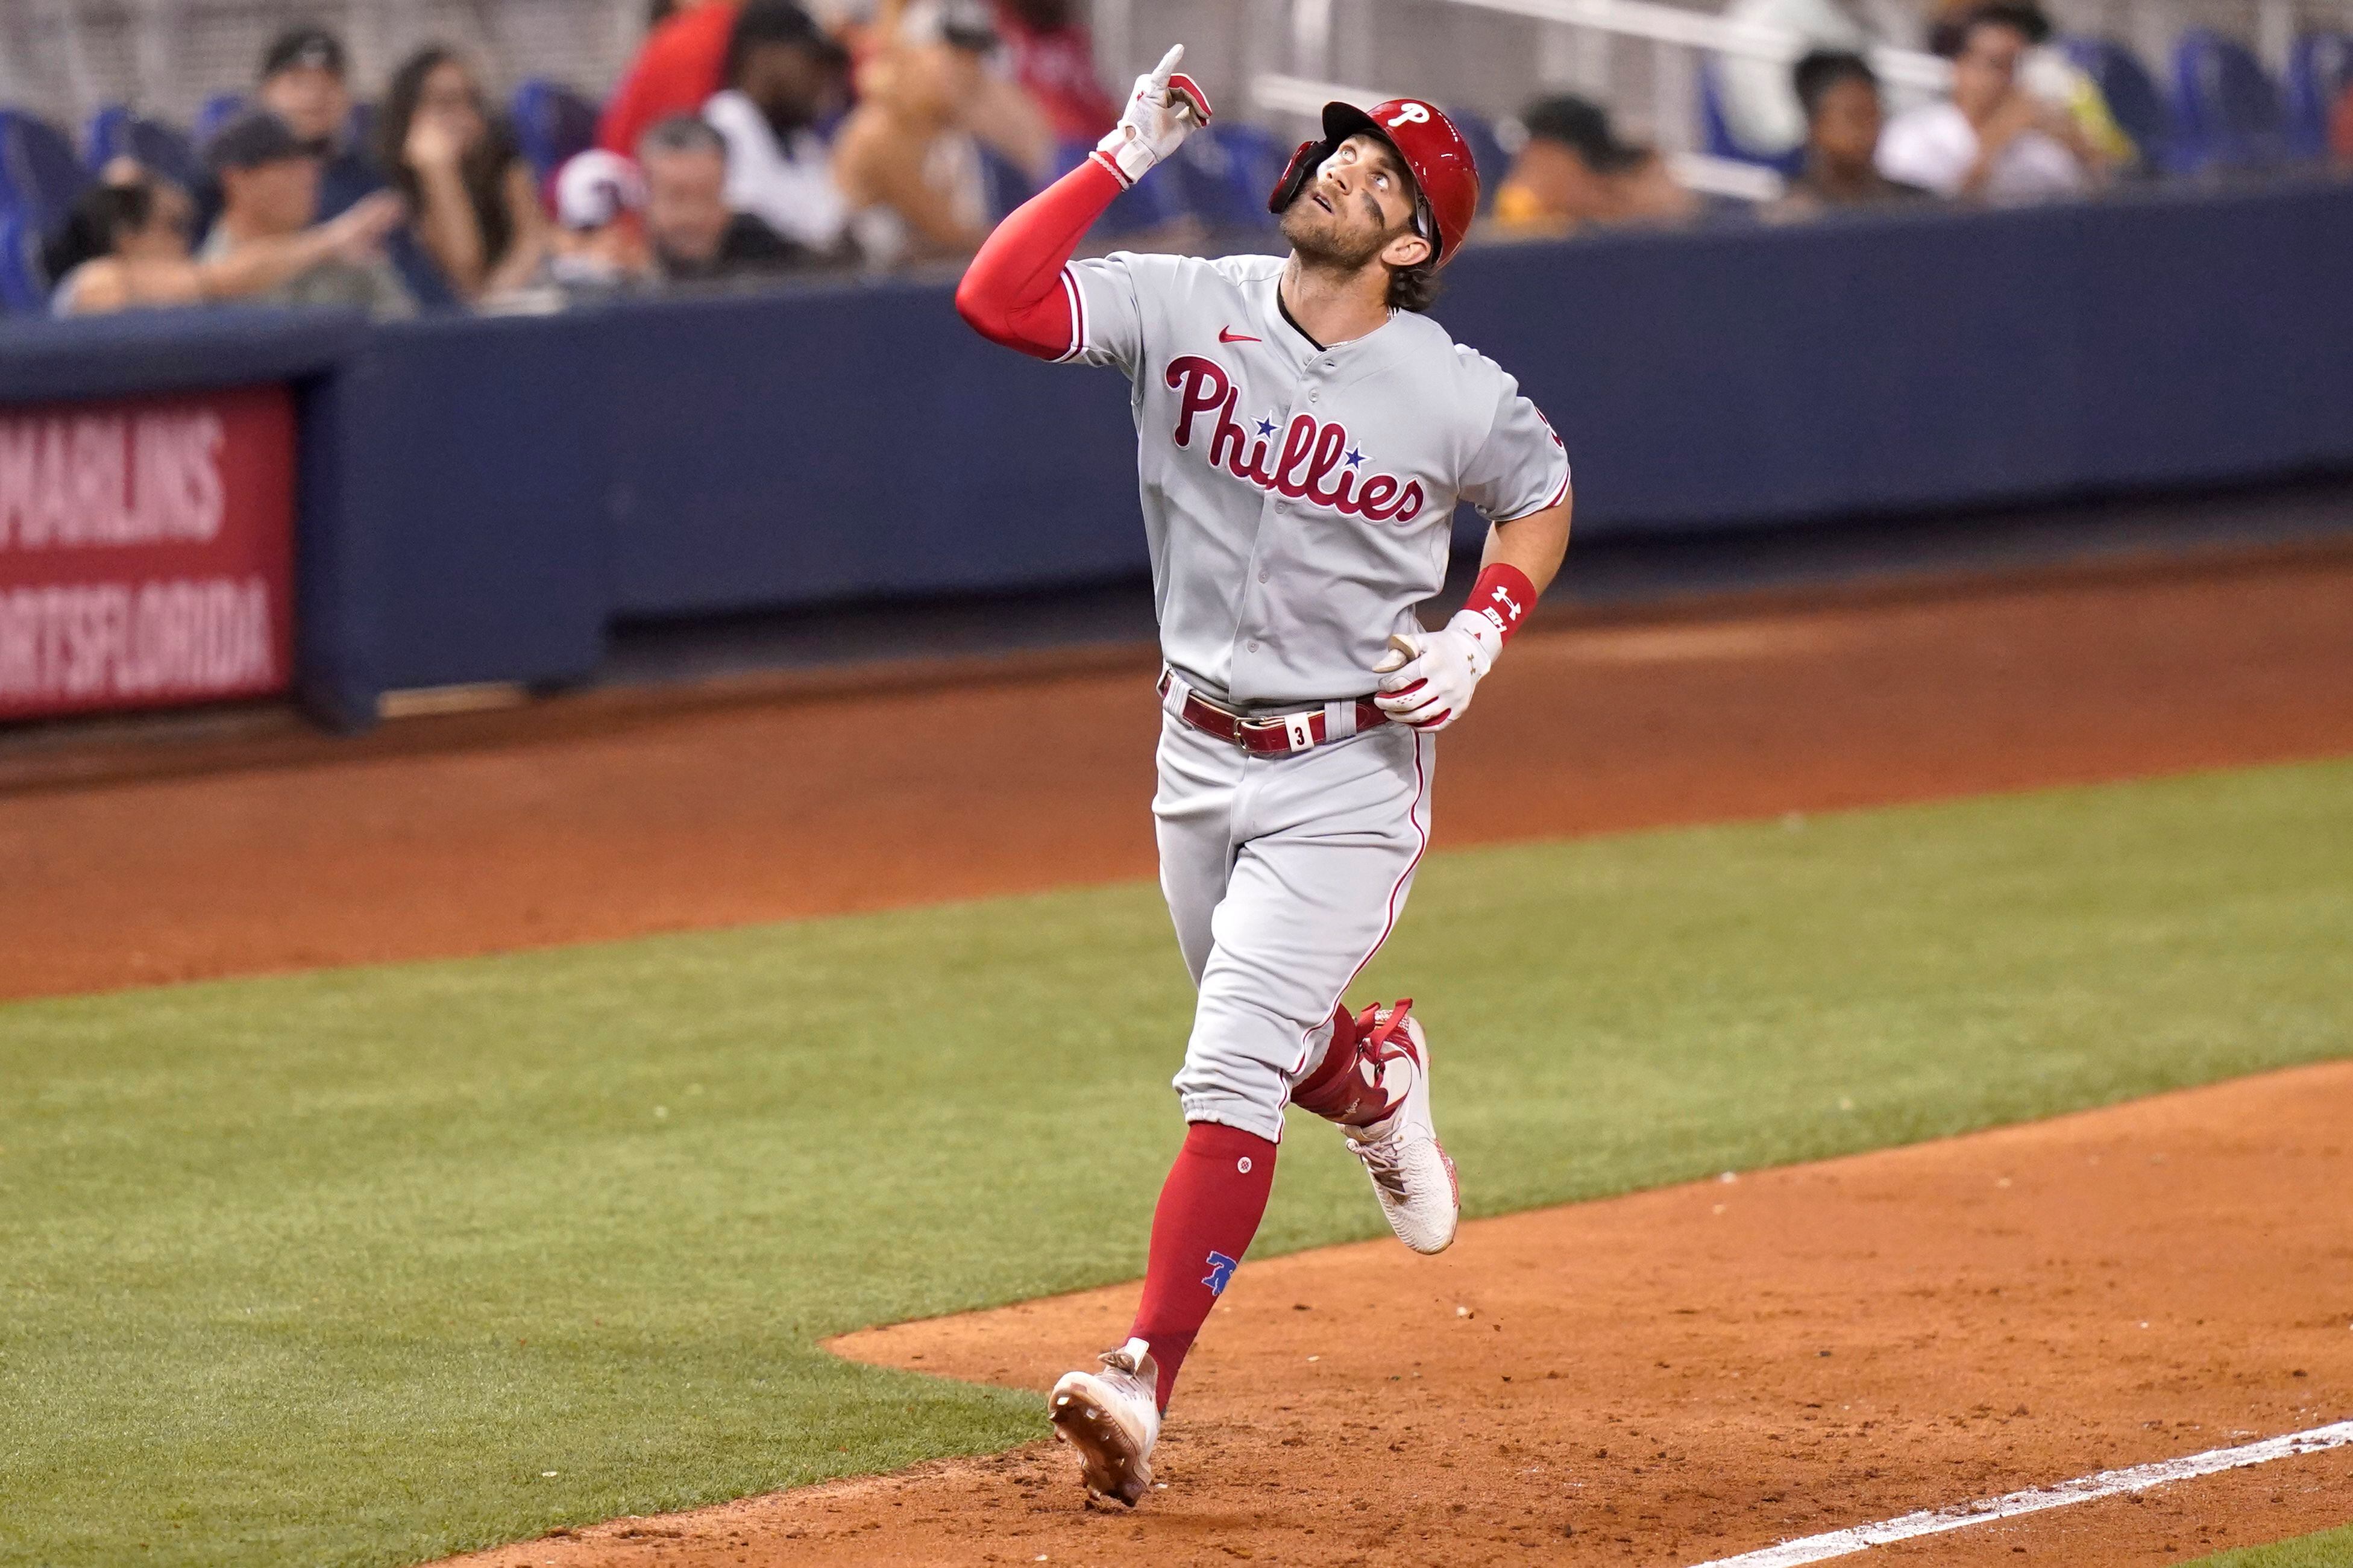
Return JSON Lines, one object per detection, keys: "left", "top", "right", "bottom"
{"left": 1234, "top": 712, "right": 1314, "bottom": 755}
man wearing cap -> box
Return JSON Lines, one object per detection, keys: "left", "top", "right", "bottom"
{"left": 256, "top": 25, "right": 385, "bottom": 222}
{"left": 956, "top": 48, "right": 1572, "bottom": 1507}
{"left": 202, "top": 111, "right": 414, "bottom": 316}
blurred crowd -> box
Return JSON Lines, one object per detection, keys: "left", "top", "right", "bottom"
{"left": 1486, "top": 0, "right": 2353, "bottom": 236}
{"left": 28, "top": 0, "right": 2353, "bottom": 320}
{"left": 40, "top": 0, "right": 1105, "bottom": 318}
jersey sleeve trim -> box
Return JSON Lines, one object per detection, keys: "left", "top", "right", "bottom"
{"left": 1053, "top": 265, "right": 1087, "bottom": 364}
{"left": 1492, "top": 460, "right": 1572, "bottom": 522}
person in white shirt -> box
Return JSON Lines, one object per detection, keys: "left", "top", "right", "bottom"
{"left": 700, "top": 0, "right": 855, "bottom": 257}
{"left": 1877, "top": 4, "right": 2103, "bottom": 201}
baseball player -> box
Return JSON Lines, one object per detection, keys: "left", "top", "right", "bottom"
{"left": 955, "top": 46, "right": 1572, "bottom": 1505}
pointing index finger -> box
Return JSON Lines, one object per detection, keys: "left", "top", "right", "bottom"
{"left": 1148, "top": 43, "right": 1184, "bottom": 92}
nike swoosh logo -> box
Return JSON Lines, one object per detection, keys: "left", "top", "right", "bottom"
{"left": 1218, "top": 327, "right": 1260, "bottom": 343}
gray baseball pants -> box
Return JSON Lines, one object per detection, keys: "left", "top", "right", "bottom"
{"left": 1151, "top": 674, "right": 1436, "bottom": 1143}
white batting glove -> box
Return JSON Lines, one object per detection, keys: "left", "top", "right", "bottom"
{"left": 1093, "top": 44, "right": 1213, "bottom": 188}
{"left": 1373, "top": 612, "right": 1504, "bottom": 732}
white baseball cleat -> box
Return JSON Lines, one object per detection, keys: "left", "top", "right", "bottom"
{"left": 1342, "top": 1006, "right": 1460, "bottom": 1253}
{"left": 1048, "top": 1337, "right": 1162, "bottom": 1506}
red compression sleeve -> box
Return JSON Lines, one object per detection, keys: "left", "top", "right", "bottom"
{"left": 1464, "top": 562, "right": 1539, "bottom": 645}
{"left": 953, "top": 154, "right": 1125, "bottom": 360}
{"left": 1127, "top": 1121, "right": 1278, "bottom": 1411}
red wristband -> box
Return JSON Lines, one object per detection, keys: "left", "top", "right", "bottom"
{"left": 1464, "top": 563, "right": 1538, "bottom": 645}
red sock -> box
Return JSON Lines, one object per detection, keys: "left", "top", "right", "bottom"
{"left": 1128, "top": 1121, "right": 1277, "bottom": 1411}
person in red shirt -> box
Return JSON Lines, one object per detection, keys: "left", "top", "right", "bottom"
{"left": 991, "top": 0, "right": 1116, "bottom": 144}
{"left": 597, "top": 0, "right": 742, "bottom": 157}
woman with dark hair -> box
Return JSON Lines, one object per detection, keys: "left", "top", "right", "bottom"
{"left": 375, "top": 45, "right": 550, "bottom": 303}
{"left": 42, "top": 179, "right": 189, "bottom": 309}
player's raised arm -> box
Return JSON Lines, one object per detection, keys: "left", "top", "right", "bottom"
{"left": 952, "top": 45, "right": 1210, "bottom": 360}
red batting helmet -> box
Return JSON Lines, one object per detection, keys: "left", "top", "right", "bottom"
{"left": 1266, "top": 98, "right": 1481, "bottom": 267}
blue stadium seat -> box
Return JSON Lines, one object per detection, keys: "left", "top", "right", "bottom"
{"left": 84, "top": 104, "right": 133, "bottom": 171}
{"left": 1699, "top": 58, "right": 1806, "bottom": 177}
{"left": 2282, "top": 30, "right": 2353, "bottom": 158}
{"left": 1444, "top": 107, "right": 1513, "bottom": 213}
{"left": 0, "top": 110, "right": 90, "bottom": 233}
{"left": 2059, "top": 36, "right": 2179, "bottom": 174}
{"left": 193, "top": 91, "right": 247, "bottom": 149}
{"left": 2171, "top": 27, "right": 2288, "bottom": 172}
{"left": 0, "top": 205, "right": 47, "bottom": 312}
{"left": 1165, "top": 122, "right": 1289, "bottom": 237}
{"left": 510, "top": 79, "right": 598, "bottom": 186}
{"left": 84, "top": 107, "right": 204, "bottom": 192}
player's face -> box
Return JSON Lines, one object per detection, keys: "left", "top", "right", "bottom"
{"left": 1280, "top": 133, "right": 1431, "bottom": 271}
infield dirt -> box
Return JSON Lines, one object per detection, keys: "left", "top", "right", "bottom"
{"left": 439, "top": 1061, "right": 2353, "bottom": 1568}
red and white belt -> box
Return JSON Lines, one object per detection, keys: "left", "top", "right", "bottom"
{"left": 1158, "top": 669, "right": 1388, "bottom": 756}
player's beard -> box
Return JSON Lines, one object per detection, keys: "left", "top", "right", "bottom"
{"left": 1280, "top": 191, "right": 1393, "bottom": 271}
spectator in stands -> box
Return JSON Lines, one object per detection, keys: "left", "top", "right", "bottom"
{"left": 1770, "top": 51, "right": 1930, "bottom": 214}
{"left": 832, "top": 0, "right": 1052, "bottom": 265}
{"left": 1877, "top": 4, "right": 2102, "bottom": 201}
{"left": 197, "top": 111, "right": 415, "bottom": 316}
{"left": 547, "top": 149, "right": 654, "bottom": 296}
{"left": 638, "top": 114, "right": 809, "bottom": 283}
{"left": 1716, "top": 0, "right": 1914, "bottom": 158}
{"left": 255, "top": 25, "right": 383, "bottom": 221}
{"left": 701, "top": 0, "right": 855, "bottom": 257}
{"left": 377, "top": 45, "right": 551, "bottom": 305}
{"left": 599, "top": 0, "right": 743, "bottom": 158}
{"left": 990, "top": 0, "right": 1118, "bottom": 145}
{"left": 1920, "top": 0, "right": 2134, "bottom": 169}
{"left": 43, "top": 175, "right": 196, "bottom": 313}
{"left": 1489, "top": 95, "right": 1700, "bottom": 235}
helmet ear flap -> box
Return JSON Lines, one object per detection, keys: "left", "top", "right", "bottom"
{"left": 1267, "top": 138, "right": 1328, "bottom": 217}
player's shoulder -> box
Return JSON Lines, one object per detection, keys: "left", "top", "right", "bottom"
{"left": 1388, "top": 315, "right": 1521, "bottom": 397}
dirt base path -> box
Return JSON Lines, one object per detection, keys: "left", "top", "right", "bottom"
{"left": 439, "top": 1062, "right": 2353, "bottom": 1568}
{"left": 6, "top": 550, "right": 2353, "bottom": 1002}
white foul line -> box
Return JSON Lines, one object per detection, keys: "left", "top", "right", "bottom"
{"left": 1688, "top": 1419, "right": 2353, "bottom": 1567}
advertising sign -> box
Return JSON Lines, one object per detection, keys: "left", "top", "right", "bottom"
{"left": 0, "top": 386, "right": 295, "bottom": 721}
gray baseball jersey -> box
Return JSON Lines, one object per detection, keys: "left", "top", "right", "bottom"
{"left": 1059, "top": 251, "right": 1571, "bottom": 708}
{"left": 1044, "top": 248, "right": 1569, "bottom": 1140}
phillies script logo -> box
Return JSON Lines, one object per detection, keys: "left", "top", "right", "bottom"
{"left": 1166, "top": 355, "right": 1425, "bottom": 522}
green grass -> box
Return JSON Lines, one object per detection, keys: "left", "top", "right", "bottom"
{"left": 1, "top": 757, "right": 2349, "bottom": 1567}
{"left": 2188, "top": 1525, "right": 2353, "bottom": 1566}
